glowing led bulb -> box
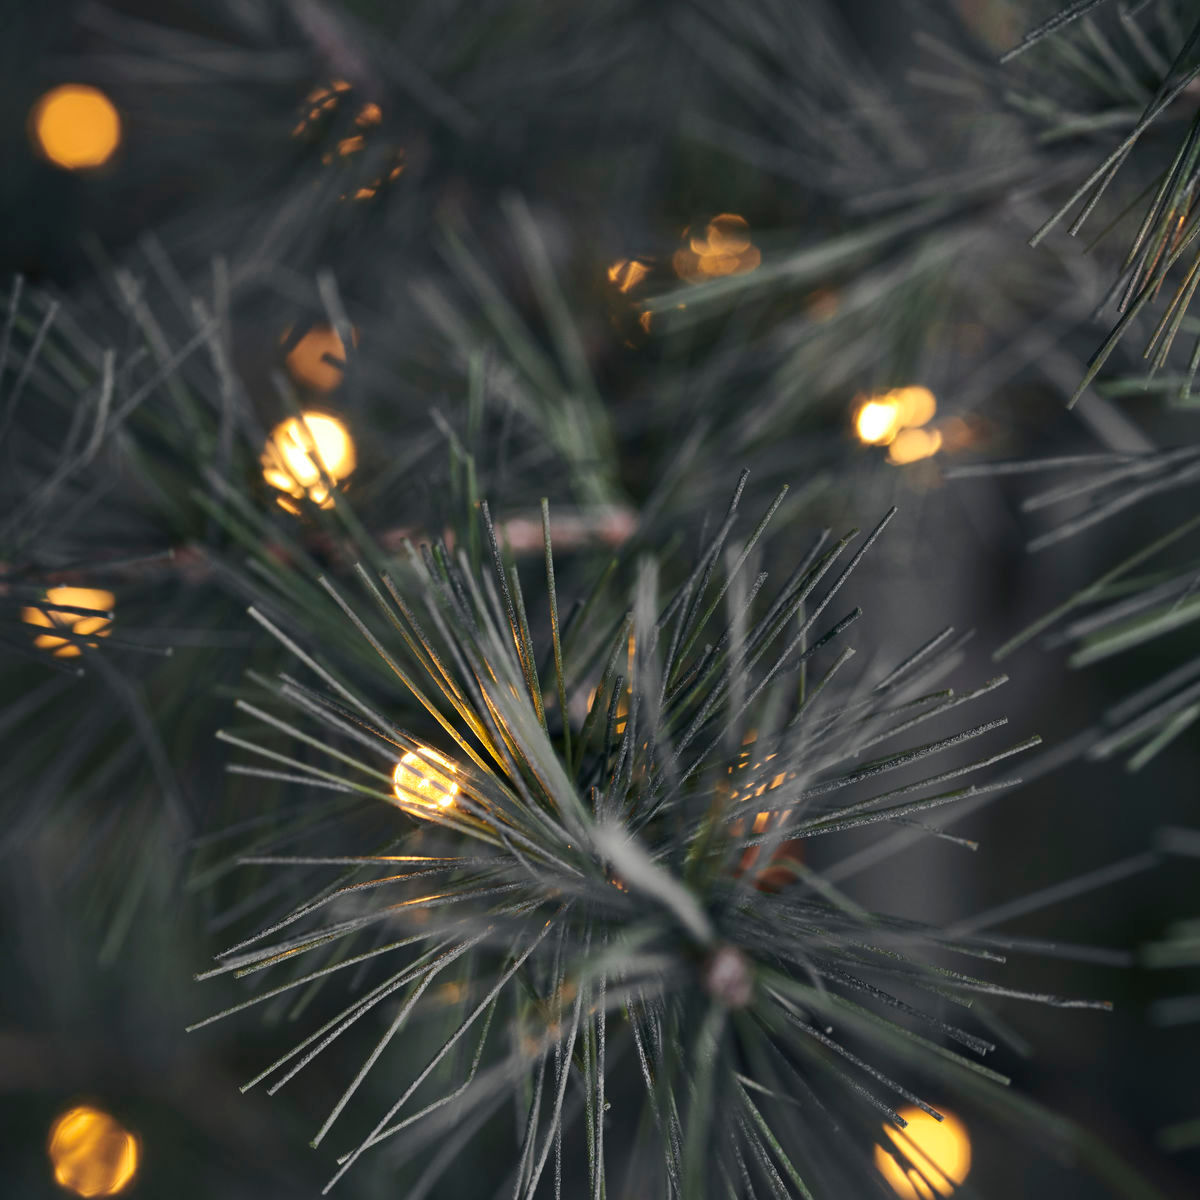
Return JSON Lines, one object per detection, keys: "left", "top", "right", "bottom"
{"left": 261, "top": 412, "right": 356, "bottom": 510}
{"left": 48, "top": 1106, "right": 139, "bottom": 1197}
{"left": 674, "top": 214, "right": 761, "bottom": 283}
{"left": 874, "top": 1107, "right": 971, "bottom": 1200}
{"left": 607, "top": 259, "right": 649, "bottom": 294}
{"left": 893, "top": 385, "right": 937, "bottom": 429}
{"left": 392, "top": 747, "right": 460, "bottom": 813}
{"left": 855, "top": 398, "right": 903, "bottom": 445}
{"left": 22, "top": 586, "right": 115, "bottom": 658}
{"left": 698, "top": 213, "right": 752, "bottom": 256}
{"left": 284, "top": 324, "right": 354, "bottom": 392}
{"left": 854, "top": 386, "right": 938, "bottom": 449}
{"left": 888, "top": 427, "right": 943, "bottom": 465}
{"left": 31, "top": 85, "right": 121, "bottom": 170}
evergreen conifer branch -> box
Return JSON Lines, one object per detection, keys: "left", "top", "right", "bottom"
{"left": 189, "top": 484, "right": 1157, "bottom": 1196}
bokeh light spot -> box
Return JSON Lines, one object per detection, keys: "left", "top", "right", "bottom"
{"left": 393, "top": 747, "right": 460, "bottom": 814}
{"left": 261, "top": 412, "right": 356, "bottom": 510}
{"left": 855, "top": 398, "right": 903, "bottom": 445}
{"left": 874, "top": 1107, "right": 971, "bottom": 1199}
{"left": 284, "top": 325, "right": 353, "bottom": 392}
{"left": 31, "top": 85, "right": 121, "bottom": 170}
{"left": 888, "top": 426, "right": 943, "bottom": 465}
{"left": 675, "top": 214, "right": 761, "bottom": 282}
{"left": 22, "top": 586, "right": 115, "bottom": 658}
{"left": 48, "top": 1106, "right": 139, "bottom": 1197}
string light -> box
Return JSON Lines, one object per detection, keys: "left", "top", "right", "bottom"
{"left": 855, "top": 398, "right": 905, "bottom": 446}
{"left": 48, "top": 1106, "right": 139, "bottom": 1197}
{"left": 674, "top": 214, "right": 761, "bottom": 283}
{"left": 294, "top": 79, "right": 381, "bottom": 148}
{"left": 30, "top": 85, "right": 121, "bottom": 171}
{"left": 605, "top": 258, "right": 656, "bottom": 345}
{"left": 347, "top": 156, "right": 405, "bottom": 203}
{"left": 853, "top": 386, "right": 939, "bottom": 453}
{"left": 392, "top": 747, "right": 460, "bottom": 813}
{"left": 284, "top": 325, "right": 354, "bottom": 392}
{"left": 724, "top": 733, "right": 804, "bottom": 891}
{"left": 874, "top": 1107, "right": 972, "bottom": 1200}
{"left": 22, "top": 587, "right": 114, "bottom": 658}
{"left": 293, "top": 79, "right": 352, "bottom": 136}
{"left": 261, "top": 412, "right": 356, "bottom": 511}
{"left": 607, "top": 259, "right": 649, "bottom": 294}
{"left": 893, "top": 386, "right": 937, "bottom": 428}
{"left": 887, "top": 426, "right": 944, "bottom": 465}
{"left": 293, "top": 80, "right": 394, "bottom": 178}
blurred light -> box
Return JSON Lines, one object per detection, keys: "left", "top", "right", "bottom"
{"left": 296, "top": 80, "right": 386, "bottom": 166}
{"left": 31, "top": 85, "right": 121, "bottom": 170}
{"left": 701, "top": 213, "right": 752, "bottom": 254}
{"left": 805, "top": 288, "right": 840, "bottom": 322}
{"left": 355, "top": 102, "right": 382, "bottom": 128}
{"left": 888, "top": 427, "right": 943, "bottom": 465}
{"left": 938, "top": 415, "right": 976, "bottom": 453}
{"left": 726, "top": 740, "right": 803, "bottom": 891}
{"left": 855, "top": 398, "right": 903, "bottom": 445}
{"left": 22, "top": 586, "right": 114, "bottom": 659}
{"left": 48, "top": 1106, "right": 139, "bottom": 1197}
{"left": 393, "top": 747, "right": 460, "bottom": 813}
{"left": 855, "top": 386, "right": 938, "bottom": 448}
{"left": 294, "top": 79, "right": 351, "bottom": 136}
{"left": 893, "top": 385, "right": 937, "bottom": 428}
{"left": 284, "top": 325, "right": 352, "bottom": 392}
{"left": 345, "top": 157, "right": 405, "bottom": 203}
{"left": 874, "top": 1107, "right": 971, "bottom": 1199}
{"left": 261, "top": 412, "right": 356, "bottom": 510}
{"left": 607, "top": 259, "right": 649, "bottom": 294}
{"left": 674, "top": 214, "right": 761, "bottom": 283}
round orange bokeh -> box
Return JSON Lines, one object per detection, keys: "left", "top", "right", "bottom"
{"left": 22, "top": 586, "right": 115, "bottom": 659}
{"left": 874, "top": 1106, "right": 972, "bottom": 1199}
{"left": 48, "top": 1106, "right": 139, "bottom": 1197}
{"left": 31, "top": 85, "right": 122, "bottom": 170}
{"left": 260, "top": 412, "right": 356, "bottom": 511}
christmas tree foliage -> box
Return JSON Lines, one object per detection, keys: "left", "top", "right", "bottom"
{"left": 2, "top": 1, "right": 1200, "bottom": 1197}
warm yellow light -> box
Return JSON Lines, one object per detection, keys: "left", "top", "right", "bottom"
{"left": 893, "top": 385, "right": 937, "bottom": 429}
{"left": 888, "top": 427, "right": 943, "bottom": 465}
{"left": 284, "top": 324, "right": 353, "bottom": 392}
{"left": 48, "top": 1106, "right": 139, "bottom": 1197}
{"left": 22, "top": 587, "right": 115, "bottom": 659}
{"left": 855, "top": 386, "right": 938, "bottom": 448}
{"left": 438, "top": 980, "right": 465, "bottom": 1004}
{"left": 874, "top": 1107, "right": 971, "bottom": 1200}
{"left": 392, "top": 747, "right": 460, "bottom": 813}
{"left": 855, "top": 398, "right": 903, "bottom": 445}
{"left": 344, "top": 156, "right": 405, "bottom": 203}
{"left": 607, "top": 259, "right": 649, "bottom": 294}
{"left": 701, "top": 213, "right": 753, "bottom": 255}
{"left": 355, "top": 102, "right": 382, "bottom": 128}
{"left": 261, "top": 412, "right": 356, "bottom": 510}
{"left": 675, "top": 214, "right": 761, "bottom": 283}
{"left": 293, "top": 80, "right": 350, "bottom": 136}
{"left": 31, "top": 85, "right": 121, "bottom": 170}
